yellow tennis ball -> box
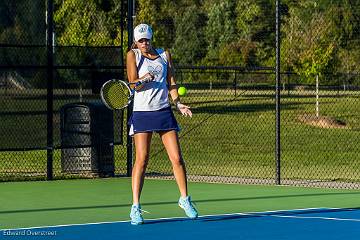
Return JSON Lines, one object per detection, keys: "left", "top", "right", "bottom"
{"left": 178, "top": 86, "right": 187, "bottom": 96}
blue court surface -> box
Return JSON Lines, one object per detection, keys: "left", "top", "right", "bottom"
{"left": 1, "top": 208, "right": 359, "bottom": 240}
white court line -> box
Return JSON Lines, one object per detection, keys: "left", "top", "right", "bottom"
{"left": 1, "top": 207, "right": 357, "bottom": 231}
{"left": 264, "top": 214, "right": 360, "bottom": 222}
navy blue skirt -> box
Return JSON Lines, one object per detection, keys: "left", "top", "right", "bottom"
{"left": 128, "top": 107, "right": 180, "bottom": 136}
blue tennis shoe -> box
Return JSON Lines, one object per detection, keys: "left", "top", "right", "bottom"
{"left": 178, "top": 196, "right": 198, "bottom": 219}
{"left": 130, "top": 204, "right": 144, "bottom": 225}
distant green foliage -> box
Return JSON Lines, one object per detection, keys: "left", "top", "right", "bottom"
{"left": 0, "top": 0, "right": 46, "bottom": 44}
{"left": 172, "top": 5, "right": 207, "bottom": 65}
{"left": 281, "top": 2, "right": 339, "bottom": 83}
{"left": 1, "top": 0, "right": 360, "bottom": 85}
{"left": 136, "top": 0, "right": 176, "bottom": 49}
{"left": 54, "top": 0, "right": 116, "bottom": 46}
{"left": 204, "top": 1, "right": 237, "bottom": 65}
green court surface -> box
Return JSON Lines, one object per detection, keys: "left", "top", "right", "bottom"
{"left": 1, "top": 178, "right": 360, "bottom": 229}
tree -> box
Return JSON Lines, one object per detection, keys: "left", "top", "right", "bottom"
{"left": 54, "top": 0, "right": 114, "bottom": 46}
{"left": 281, "top": 1, "right": 339, "bottom": 117}
{"left": 0, "top": 0, "right": 47, "bottom": 87}
{"left": 331, "top": 0, "right": 360, "bottom": 89}
{"left": 172, "top": 5, "right": 207, "bottom": 65}
{"left": 281, "top": 2, "right": 338, "bottom": 83}
{"left": 0, "top": 0, "right": 46, "bottom": 45}
{"left": 136, "top": 0, "right": 177, "bottom": 49}
{"left": 236, "top": 0, "right": 275, "bottom": 66}
{"left": 203, "top": 0, "right": 237, "bottom": 65}
{"left": 337, "top": 47, "right": 360, "bottom": 91}
{"left": 53, "top": 0, "right": 124, "bottom": 91}
{"left": 202, "top": 0, "right": 274, "bottom": 67}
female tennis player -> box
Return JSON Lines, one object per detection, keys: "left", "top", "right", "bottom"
{"left": 126, "top": 23, "right": 198, "bottom": 225}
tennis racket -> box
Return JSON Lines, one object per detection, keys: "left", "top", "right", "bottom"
{"left": 100, "top": 77, "right": 152, "bottom": 110}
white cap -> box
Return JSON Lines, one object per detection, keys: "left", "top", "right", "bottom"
{"left": 134, "top": 24, "right": 153, "bottom": 42}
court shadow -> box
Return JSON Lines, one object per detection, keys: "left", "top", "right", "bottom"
{"left": 1, "top": 191, "right": 359, "bottom": 215}
{"left": 191, "top": 101, "right": 308, "bottom": 115}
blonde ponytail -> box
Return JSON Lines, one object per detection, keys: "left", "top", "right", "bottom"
{"left": 131, "top": 42, "right": 137, "bottom": 49}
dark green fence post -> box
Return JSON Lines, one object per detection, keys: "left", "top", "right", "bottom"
{"left": 275, "top": 0, "right": 281, "bottom": 185}
{"left": 126, "top": 0, "right": 135, "bottom": 177}
{"left": 46, "top": 0, "right": 54, "bottom": 180}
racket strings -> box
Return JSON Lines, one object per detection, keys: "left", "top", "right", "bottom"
{"left": 103, "top": 82, "right": 130, "bottom": 109}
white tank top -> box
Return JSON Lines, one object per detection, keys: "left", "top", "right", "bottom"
{"left": 131, "top": 48, "right": 170, "bottom": 111}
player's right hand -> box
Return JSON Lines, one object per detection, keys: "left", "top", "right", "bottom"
{"left": 142, "top": 72, "right": 155, "bottom": 82}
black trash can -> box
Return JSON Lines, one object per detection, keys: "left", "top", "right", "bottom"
{"left": 60, "top": 101, "right": 115, "bottom": 177}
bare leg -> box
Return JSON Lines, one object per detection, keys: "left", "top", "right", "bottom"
{"left": 159, "top": 130, "right": 188, "bottom": 198}
{"left": 132, "top": 132, "right": 152, "bottom": 205}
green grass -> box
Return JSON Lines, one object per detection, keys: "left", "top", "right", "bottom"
{"left": 147, "top": 89, "right": 360, "bottom": 182}
{"left": 1, "top": 88, "right": 360, "bottom": 183}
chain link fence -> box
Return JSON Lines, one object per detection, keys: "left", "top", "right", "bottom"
{"left": 1, "top": 0, "right": 359, "bottom": 188}
{"left": 0, "top": 0, "right": 127, "bottom": 180}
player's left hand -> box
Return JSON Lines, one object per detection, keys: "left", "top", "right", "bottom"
{"left": 177, "top": 103, "right": 192, "bottom": 117}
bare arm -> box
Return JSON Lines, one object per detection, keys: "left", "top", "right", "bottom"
{"left": 165, "top": 50, "right": 192, "bottom": 117}
{"left": 126, "top": 50, "right": 154, "bottom": 89}
{"left": 165, "top": 50, "right": 180, "bottom": 104}
{"left": 126, "top": 50, "right": 138, "bottom": 85}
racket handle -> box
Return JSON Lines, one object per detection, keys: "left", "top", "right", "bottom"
{"left": 134, "top": 76, "right": 151, "bottom": 91}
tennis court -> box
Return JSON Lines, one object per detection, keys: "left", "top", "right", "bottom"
{"left": 1, "top": 178, "right": 359, "bottom": 239}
